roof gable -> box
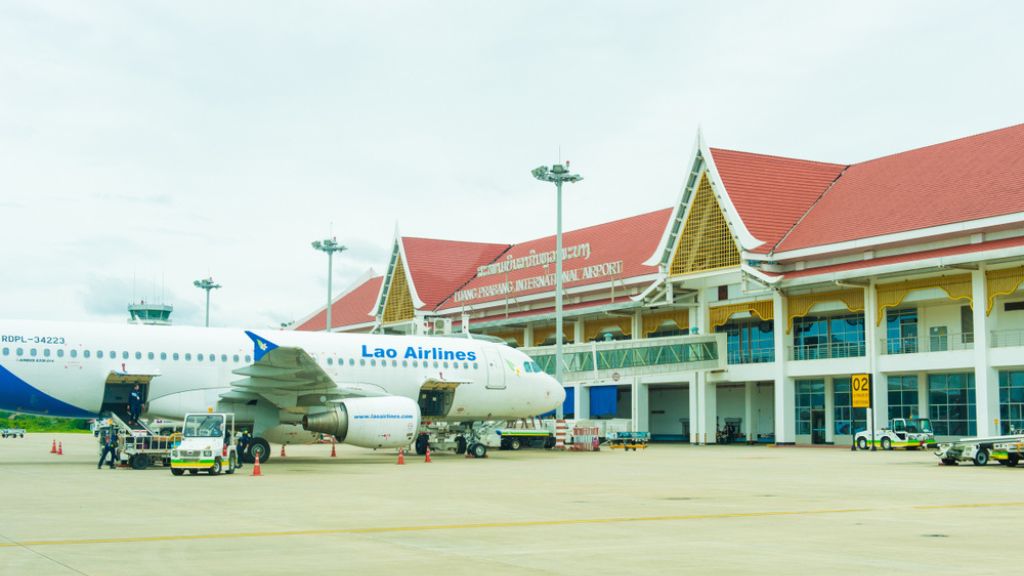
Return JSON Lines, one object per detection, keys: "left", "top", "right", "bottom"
{"left": 400, "top": 237, "right": 510, "bottom": 309}
{"left": 439, "top": 208, "right": 671, "bottom": 309}
{"left": 776, "top": 123, "right": 1024, "bottom": 253}
{"left": 295, "top": 275, "right": 382, "bottom": 331}
{"left": 709, "top": 148, "right": 846, "bottom": 254}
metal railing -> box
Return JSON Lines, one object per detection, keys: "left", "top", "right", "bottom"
{"left": 880, "top": 333, "right": 974, "bottom": 354}
{"left": 991, "top": 330, "right": 1024, "bottom": 348}
{"left": 726, "top": 347, "right": 776, "bottom": 364}
{"left": 788, "top": 340, "right": 866, "bottom": 361}
{"left": 522, "top": 333, "right": 725, "bottom": 381}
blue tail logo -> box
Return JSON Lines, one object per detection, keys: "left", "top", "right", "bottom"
{"left": 244, "top": 331, "right": 279, "bottom": 362}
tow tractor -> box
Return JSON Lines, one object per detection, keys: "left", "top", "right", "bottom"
{"left": 854, "top": 417, "right": 936, "bottom": 450}
{"left": 992, "top": 437, "right": 1024, "bottom": 467}
{"left": 170, "top": 413, "right": 239, "bottom": 476}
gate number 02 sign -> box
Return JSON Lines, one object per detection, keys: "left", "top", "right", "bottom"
{"left": 851, "top": 373, "right": 872, "bottom": 409}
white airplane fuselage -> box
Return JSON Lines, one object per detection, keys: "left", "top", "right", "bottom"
{"left": 0, "top": 319, "right": 564, "bottom": 426}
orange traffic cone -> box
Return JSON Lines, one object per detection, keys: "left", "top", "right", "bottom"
{"left": 330, "top": 440, "right": 337, "bottom": 458}
{"left": 280, "top": 444, "right": 286, "bottom": 457}
{"left": 50, "top": 439, "right": 57, "bottom": 454}
{"left": 397, "top": 449, "right": 405, "bottom": 465}
{"left": 57, "top": 442, "right": 63, "bottom": 456}
{"left": 251, "top": 453, "right": 262, "bottom": 476}
{"left": 424, "top": 446, "right": 432, "bottom": 463}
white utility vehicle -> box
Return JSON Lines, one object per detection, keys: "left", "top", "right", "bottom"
{"left": 854, "top": 417, "right": 936, "bottom": 450}
{"left": 1, "top": 428, "right": 25, "bottom": 438}
{"left": 937, "top": 433, "right": 1024, "bottom": 466}
{"left": 170, "top": 413, "right": 238, "bottom": 476}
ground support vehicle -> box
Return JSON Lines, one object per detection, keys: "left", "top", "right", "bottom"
{"left": 495, "top": 428, "right": 555, "bottom": 451}
{"left": 108, "top": 413, "right": 179, "bottom": 470}
{"left": 855, "top": 418, "right": 935, "bottom": 451}
{"left": 607, "top": 431, "right": 650, "bottom": 451}
{"left": 1, "top": 428, "right": 25, "bottom": 438}
{"left": 170, "top": 413, "right": 239, "bottom": 476}
{"left": 991, "top": 438, "right": 1024, "bottom": 467}
{"left": 935, "top": 434, "right": 1024, "bottom": 466}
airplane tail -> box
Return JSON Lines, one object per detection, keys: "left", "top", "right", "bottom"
{"left": 244, "top": 331, "right": 279, "bottom": 362}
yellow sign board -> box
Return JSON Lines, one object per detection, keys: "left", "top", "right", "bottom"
{"left": 852, "top": 373, "right": 871, "bottom": 409}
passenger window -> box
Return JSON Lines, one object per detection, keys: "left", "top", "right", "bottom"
{"left": 57, "top": 349, "right": 64, "bottom": 358}
{"left": 327, "top": 358, "right": 333, "bottom": 366}
{"left": 209, "top": 354, "right": 215, "bottom": 362}
{"left": 402, "top": 360, "right": 408, "bottom": 367}
{"left": 221, "top": 354, "right": 227, "bottom": 362}
{"left": 473, "top": 362, "right": 479, "bottom": 370}
{"left": 433, "top": 361, "right": 439, "bottom": 368}
{"left": 82, "top": 350, "right": 90, "bottom": 358}
{"left": 1, "top": 347, "right": 7, "bottom": 356}
{"left": 523, "top": 362, "right": 532, "bottom": 373}
{"left": 463, "top": 362, "right": 469, "bottom": 369}
{"left": 97, "top": 350, "right": 104, "bottom": 359}
{"left": 185, "top": 353, "right": 192, "bottom": 361}
{"left": 148, "top": 352, "right": 154, "bottom": 360}
{"left": 360, "top": 359, "right": 366, "bottom": 366}
{"left": 30, "top": 348, "right": 37, "bottom": 357}
{"left": 109, "top": 351, "right": 114, "bottom": 359}
{"left": 245, "top": 355, "right": 251, "bottom": 363}
{"left": 173, "top": 352, "right": 179, "bottom": 361}
{"left": 443, "top": 361, "right": 449, "bottom": 369}
{"left": 392, "top": 360, "right": 397, "bottom": 367}
{"left": 348, "top": 358, "right": 354, "bottom": 366}
{"left": 370, "top": 359, "right": 376, "bottom": 367}
{"left": 160, "top": 352, "right": 167, "bottom": 360}
{"left": 198, "top": 354, "right": 204, "bottom": 361}
{"left": 122, "top": 351, "right": 128, "bottom": 360}
{"left": 43, "top": 348, "right": 51, "bottom": 357}
{"left": 135, "top": 352, "right": 142, "bottom": 360}
{"left": 70, "top": 349, "right": 77, "bottom": 358}
{"left": 233, "top": 354, "right": 239, "bottom": 362}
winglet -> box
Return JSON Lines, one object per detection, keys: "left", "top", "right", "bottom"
{"left": 244, "top": 331, "right": 279, "bottom": 362}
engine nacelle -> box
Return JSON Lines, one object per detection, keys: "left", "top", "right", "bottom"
{"left": 302, "top": 396, "right": 420, "bottom": 449}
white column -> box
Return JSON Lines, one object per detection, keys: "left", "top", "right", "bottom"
{"left": 633, "top": 310, "right": 642, "bottom": 340}
{"left": 703, "top": 378, "right": 717, "bottom": 444}
{"left": 772, "top": 290, "right": 795, "bottom": 443}
{"left": 575, "top": 384, "right": 587, "bottom": 420}
{"left": 688, "top": 373, "right": 700, "bottom": 445}
{"left": 633, "top": 377, "right": 648, "bottom": 433}
{"left": 744, "top": 382, "right": 755, "bottom": 443}
{"left": 574, "top": 320, "right": 584, "bottom": 345}
{"left": 917, "top": 372, "right": 929, "bottom": 419}
{"left": 524, "top": 325, "right": 534, "bottom": 348}
{"left": 972, "top": 268, "right": 999, "bottom": 436}
{"left": 824, "top": 376, "right": 835, "bottom": 444}
{"left": 864, "top": 281, "right": 884, "bottom": 430}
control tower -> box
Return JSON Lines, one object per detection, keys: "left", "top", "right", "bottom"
{"left": 128, "top": 301, "right": 173, "bottom": 326}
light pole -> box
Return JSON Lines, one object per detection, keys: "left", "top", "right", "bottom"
{"left": 193, "top": 277, "right": 221, "bottom": 328}
{"left": 531, "top": 162, "right": 582, "bottom": 418}
{"left": 311, "top": 237, "right": 347, "bottom": 332}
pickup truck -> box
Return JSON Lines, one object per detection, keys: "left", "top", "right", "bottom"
{"left": 1, "top": 428, "right": 26, "bottom": 438}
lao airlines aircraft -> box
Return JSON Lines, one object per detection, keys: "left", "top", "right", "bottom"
{"left": 0, "top": 319, "right": 564, "bottom": 461}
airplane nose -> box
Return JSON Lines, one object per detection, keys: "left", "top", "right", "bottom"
{"left": 549, "top": 377, "right": 565, "bottom": 408}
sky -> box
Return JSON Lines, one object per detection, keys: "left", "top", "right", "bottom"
{"left": 1, "top": 1, "right": 1022, "bottom": 329}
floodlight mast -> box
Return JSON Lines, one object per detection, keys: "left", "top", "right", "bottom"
{"left": 312, "top": 238, "right": 347, "bottom": 332}
{"left": 192, "top": 277, "right": 221, "bottom": 328}
{"left": 531, "top": 162, "right": 583, "bottom": 418}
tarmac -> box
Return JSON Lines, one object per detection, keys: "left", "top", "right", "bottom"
{"left": 1, "top": 433, "right": 1021, "bottom": 575}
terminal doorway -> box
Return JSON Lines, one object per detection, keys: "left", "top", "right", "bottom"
{"left": 811, "top": 410, "right": 826, "bottom": 444}
{"left": 648, "top": 384, "right": 689, "bottom": 442}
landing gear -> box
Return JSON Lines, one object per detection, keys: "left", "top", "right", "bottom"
{"left": 415, "top": 433, "right": 430, "bottom": 456}
{"left": 469, "top": 442, "right": 488, "bottom": 458}
{"left": 248, "top": 437, "right": 271, "bottom": 464}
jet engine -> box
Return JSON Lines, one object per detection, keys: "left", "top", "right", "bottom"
{"left": 302, "top": 396, "right": 420, "bottom": 449}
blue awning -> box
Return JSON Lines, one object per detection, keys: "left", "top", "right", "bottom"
{"left": 589, "top": 385, "right": 617, "bottom": 418}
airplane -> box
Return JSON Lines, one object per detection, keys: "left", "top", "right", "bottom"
{"left": 0, "top": 319, "right": 565, "bottom": 461}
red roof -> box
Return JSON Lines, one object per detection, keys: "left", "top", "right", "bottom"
{"left": 776, "top": 123, "right": 1024, "bottom": 253}
{"left": 401, "top": 237, "right": 509, "bottom": 309}
{"left": 437, "top": 208, "right": 671, "bottom": 310}
{"left": 296, "top": 275, "right": 383, "bottom": 331}
{"left": 782, "top": 235, "right": 1024, "bottom": 280}
{"left": 710, "top": 148, "right": 846, "bottom": 254}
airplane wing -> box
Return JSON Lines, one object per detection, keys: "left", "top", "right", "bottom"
{"left": 221, "top": 331, "right": 386, "bottom": 409}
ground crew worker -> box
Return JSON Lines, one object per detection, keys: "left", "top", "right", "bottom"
{"left": 97, "top": 429, "right": 117, "bottom": 469}
{"left": 127, "top": 384, "right": 143, "bottom": 425}
{"left": 237, "top": 429, "right": 251, "bottom": 467}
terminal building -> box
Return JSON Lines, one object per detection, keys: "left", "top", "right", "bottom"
{"left": 295, "top": 123, "right": 1024, "bottom": 446}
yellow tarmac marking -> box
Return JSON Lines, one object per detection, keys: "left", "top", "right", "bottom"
{"left": 2, "top": 502, "right": 1022, "bottom": 549}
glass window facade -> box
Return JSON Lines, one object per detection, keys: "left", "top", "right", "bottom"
{"left": 795, "top": 380, "right": 825, "bottom": 435}
{"left": 793, "top": 313, "right": 865, "bottom": 360}
{"left": 999, "top": 371, "right": 1024, "bottom": 434}
{"left": 886, "top": 308, "right": 918, "bottom": 354}
{"left": 888, "top": 375, "right": 920, "bottom": 419}
{"left": 717, "top": 319, "right": 774, "bottom": 364}
{"left": 833, "top": 377, "right": 867, "bottom": 435}
{"left": 928, "top": 373, "right": 976, "bottom": 437}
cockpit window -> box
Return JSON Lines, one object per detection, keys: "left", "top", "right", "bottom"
{"left": 523, "top": 361, "right": 534, "bottom": 373}
{"left": 523, "top": 361, "right": 543, "bottom": 373}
